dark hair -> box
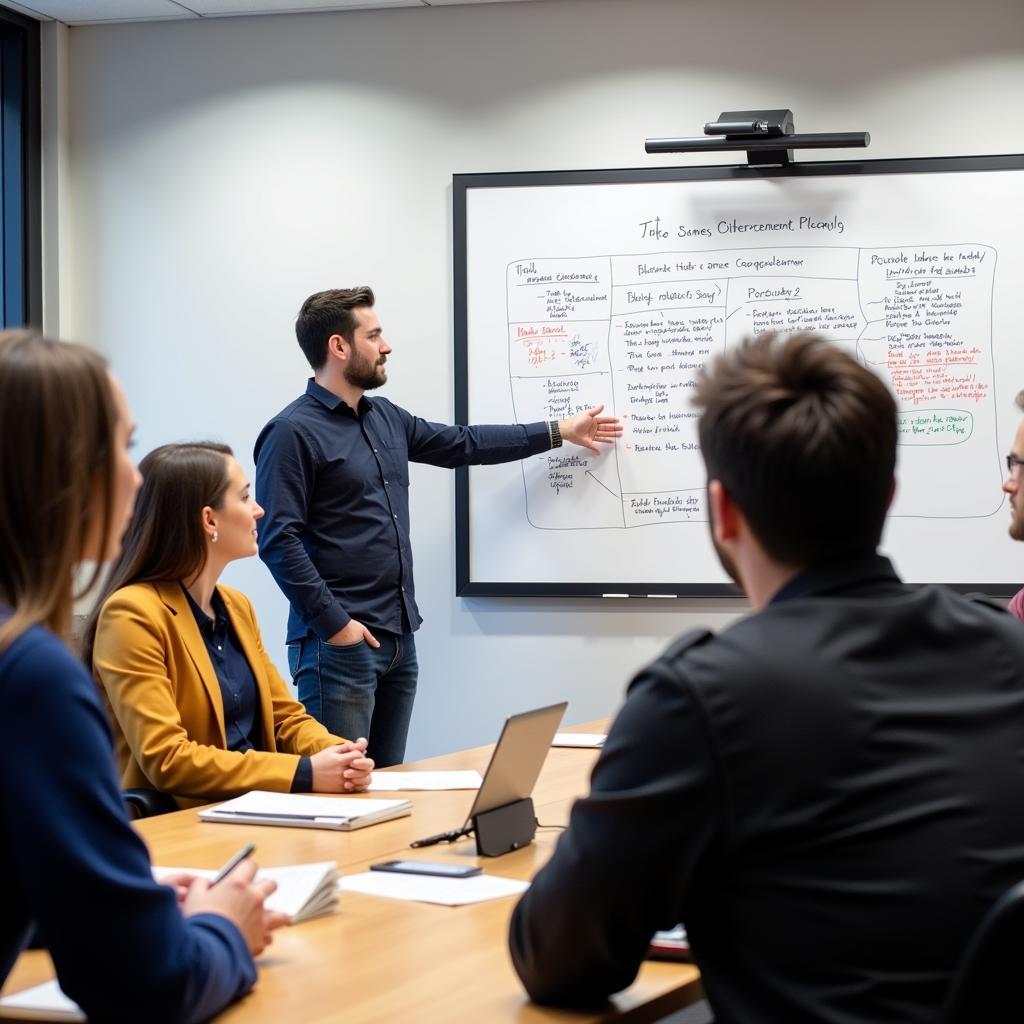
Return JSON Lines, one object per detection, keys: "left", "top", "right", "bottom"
{"left": 0, "top": 330, "right": 119, "bottom": 652}
{"left": 694, "top": 332, "right": 897, "bottom": 566}
{"left": 81, "top": 442, "right": 232, "bottom": 668}
{"left": 295, "top": 286, "right": 376, "bottom": 370}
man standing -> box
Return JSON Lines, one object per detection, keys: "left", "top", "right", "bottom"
{"left": 255, "top": 287, "right": 620, "bottom": 767}
{"left": 510, "top": 333, "right": 1024, "bottom": 1024}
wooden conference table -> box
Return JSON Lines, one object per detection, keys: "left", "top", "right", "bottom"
{"left": 3, "top": 722, "right": 702, "bottom": 1023}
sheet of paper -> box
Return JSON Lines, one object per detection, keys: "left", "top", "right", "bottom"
{"left": 339, "top": 871, "right": 529, "bottom": 906}
{"left": 552, "top": 732, "right": 606, "bottom": 748}
{"left": 367, "top": 770, "right": 482, "bottom": 791}
{"left": 0, "top": 979, "right": 85, "bottom": 1021}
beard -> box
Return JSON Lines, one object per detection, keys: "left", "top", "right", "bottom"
{"left": 1010, "top": 503, "right": 1024, "bottom": 542}
{"left": 711, "top": 531, "right": 743, "bottom": 592}
{"left": 706, "top": 484, "right": 744, "bottom": 592}
{"left": 344, "top": 352, "right": 387, "bottom": 391}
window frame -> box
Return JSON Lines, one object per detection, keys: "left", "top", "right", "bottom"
{"left": 0, "top": 4, "right": 40, "bottom": 329}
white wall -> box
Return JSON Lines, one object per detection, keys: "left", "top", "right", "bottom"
{"left": 54, "top": 0, "right": 1024, "bottom": 759}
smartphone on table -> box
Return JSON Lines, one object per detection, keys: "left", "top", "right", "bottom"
{"left": 370, "top": 860, "right": 481, "bottom": 878}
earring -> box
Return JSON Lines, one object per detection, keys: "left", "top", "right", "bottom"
{"left": 211, "top": 531, "right": 219, "bottom": 543}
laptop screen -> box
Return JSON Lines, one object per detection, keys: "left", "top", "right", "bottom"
{"left": 463, "top": 702, "right": 568, "bottom": 826}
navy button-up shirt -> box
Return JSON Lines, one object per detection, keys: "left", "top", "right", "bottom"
{"left": 182, "top": 585, "right": 312, "bottom": 792}
{"left": 254, "top": 379, "right": 551, "bottom": 643}
{"left": 183, "top": 585, "right": 262, "bottom": 753}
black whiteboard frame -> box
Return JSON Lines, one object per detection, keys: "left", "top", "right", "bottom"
{"left": 453, "top": 153, "right": 1024, "bottom": 598}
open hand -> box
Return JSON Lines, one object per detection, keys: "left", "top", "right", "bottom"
{"left": 558, "top": 405, "right": 623, "bottom": 454}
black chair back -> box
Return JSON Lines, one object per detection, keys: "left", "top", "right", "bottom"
{"left": 123, "top": 787, "right": 178, "bottom": 819}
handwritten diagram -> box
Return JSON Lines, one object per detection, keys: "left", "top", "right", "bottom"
{"left": 507, "top": 245, "right": 998, "bottom": 529}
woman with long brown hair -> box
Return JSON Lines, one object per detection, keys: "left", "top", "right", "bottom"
{"left": 85, "top": 441, "right": 373, "bottom": 806}
{"left": 0, "top": 330, "right": 287, "bottom": 1021}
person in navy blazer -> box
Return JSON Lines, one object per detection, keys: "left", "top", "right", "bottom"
{"left": 0, "top": 330, "right": 289, "bottom": 1022}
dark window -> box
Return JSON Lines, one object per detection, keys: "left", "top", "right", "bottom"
{"left": 0, "top": 5, "right": 39, "bottom": 328}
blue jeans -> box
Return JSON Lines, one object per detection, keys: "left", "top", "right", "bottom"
{"left": 288, "top": 632, "right": 418, "bottom": 769}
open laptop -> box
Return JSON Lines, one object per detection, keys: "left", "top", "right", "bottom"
{"left": 411, "top": 701, "right": 567, "bottom": 855}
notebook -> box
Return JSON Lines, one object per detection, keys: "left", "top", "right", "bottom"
{"left": 198, "top": 790, "right": 411, "bottom": 831}
{"left": 154, "top": 861, "right": 340, "bottom": 922}
{"left": 0, "top": 981, "right": 83, "bottom": 1021}
{"left": 647, "top": 924, "right": 691, "bottom": 961}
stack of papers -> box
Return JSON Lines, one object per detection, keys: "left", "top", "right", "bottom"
{"left": 367, "top": 770, "right": 482, "bottom": 791}
{"left": 339, "top": 871, "right": 528, "bottom": 906}
{"left": 0, "top": 979, "right": 83, "bottom": 1021}
{"left": 552, "top": 732, "right": 606, "bottom": 748}
{"left": 154, "top": 861, "right": 340, "bottom": 922}
{"left": 198, "top": 791, "right": 412, "bottom": 831}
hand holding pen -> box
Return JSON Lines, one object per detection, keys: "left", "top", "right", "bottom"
{"left": 181, "top": 842, "right": 291, "bottom": 954}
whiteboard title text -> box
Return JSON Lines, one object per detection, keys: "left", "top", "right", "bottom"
{"left": 638, "top": 215, "right": 846, "bottom": 240}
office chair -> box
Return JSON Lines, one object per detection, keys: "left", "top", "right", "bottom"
{"left": 123, "top": 787, "right": 178, "bottom": 819}
{"left": 941, "top": 879, "right": 1024, "bottom": 1023}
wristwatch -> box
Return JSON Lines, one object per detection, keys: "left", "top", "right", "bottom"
{"left": 548, "top": 420, "right": 563, "bottom": 449}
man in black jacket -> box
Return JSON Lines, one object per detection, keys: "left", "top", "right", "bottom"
{"left": 509, "top": 333, "right": 1024, "bottom": 1024}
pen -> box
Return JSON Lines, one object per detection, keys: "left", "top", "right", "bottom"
{"left": 210, "top": 842, "right": 256, "bottom": 886}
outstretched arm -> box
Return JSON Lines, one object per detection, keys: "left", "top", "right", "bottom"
{"left": 396, "top": 401, "right": 620, "bottom": 467}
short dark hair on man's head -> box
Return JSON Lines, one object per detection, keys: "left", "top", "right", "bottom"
{"left": 295, "top": 287, "right": 375, "bottom": 370}
{"left": 694, "top": 332, "right": 897, "bottom": 566}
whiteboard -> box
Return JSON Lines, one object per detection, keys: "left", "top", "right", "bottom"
{"left": 453, "top": 156, "right": 1024, "bottom": 596}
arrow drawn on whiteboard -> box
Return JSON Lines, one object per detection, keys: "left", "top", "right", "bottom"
{"left": 585, "top": 469, "right": 621, "bottom": 500}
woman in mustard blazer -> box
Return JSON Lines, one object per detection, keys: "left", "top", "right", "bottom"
{"left": 85, "top": 442, "right": 374, "bottom": 807}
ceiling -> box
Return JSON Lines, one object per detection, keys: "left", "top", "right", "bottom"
{"left": 2, "top": 0, "right": 540, "bottom": 24}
